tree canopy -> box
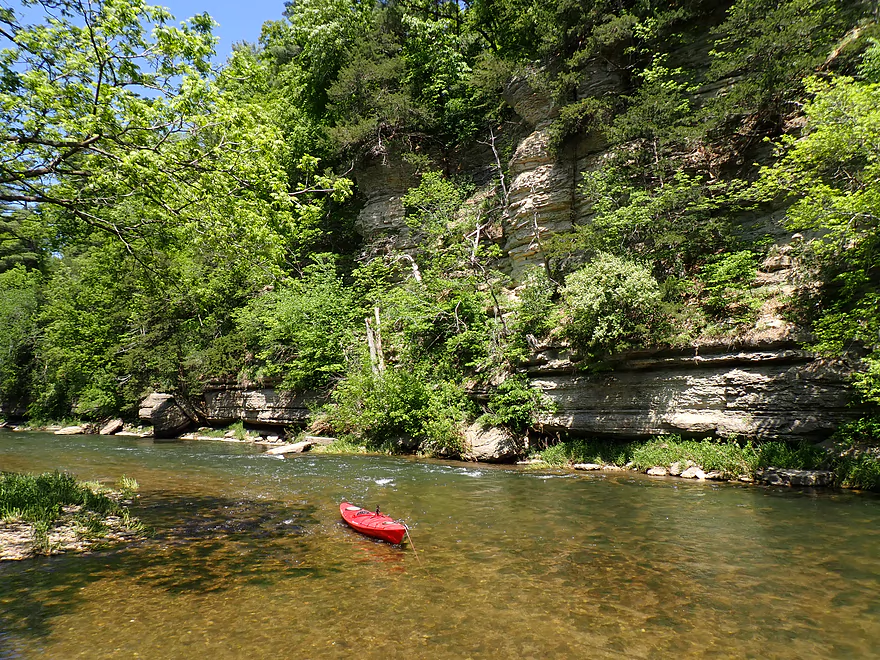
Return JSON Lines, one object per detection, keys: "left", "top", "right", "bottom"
{"left": 0, "top": 0, "right": 877, "bottom": 449}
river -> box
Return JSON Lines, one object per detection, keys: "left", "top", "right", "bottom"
{"left": 1, "top": 432, "right": 878, "bottom": 658}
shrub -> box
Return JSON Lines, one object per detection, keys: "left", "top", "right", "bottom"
{"left": 560, "top": 253, "right": 665, "bottom": 357}
{"left": 236, "top": 259, "right": 358, "bottom": 390}
{"left": 479, "top": 374, "right": 554, "bottom": 433}
{"left": 513, "top": 267, "right": 557, "bottom": 339}
{"left": 699, "top": 250, "right": 759, "bottom": 320}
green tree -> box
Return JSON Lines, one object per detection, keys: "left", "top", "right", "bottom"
{"left": 1, "top": 0, "right": 346, "bottom": 271}
{"left": 0, "top": 265, "right": 41, "bottom": 411}
{"left": 755, "top": 40, "right": 880, "bottom": 403}
{"left": 236, "top": 259, "right": 360, "bottom": 390}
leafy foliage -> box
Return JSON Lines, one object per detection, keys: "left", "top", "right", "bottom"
{"left": 560, "top": 253, "right": 665, "bottom": 357}
{"left": 237, "top": 259, "right": 359, "bottom": 390}
{"left": 755, "top": 41, "right": 880, "bottom": 403}
{"left": 698, "top": 250, "right": 759, "bottom": 320}
{"left": 326, "top": 358, "right": 471, "bottom": 455}
{"left": 479, "top": 374, "right": 552, "bottom": 433}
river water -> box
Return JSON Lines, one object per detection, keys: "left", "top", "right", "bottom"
{"left": 1, "top": 432, "right": 878, "bottom": 659}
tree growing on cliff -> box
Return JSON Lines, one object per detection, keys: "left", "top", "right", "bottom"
{"left": 755, "top": 40, "right": 880, "bottom": 404}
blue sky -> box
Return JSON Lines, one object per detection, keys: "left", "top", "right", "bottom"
{"left": 4, "top": 2, "right": 290, "bottom": 62}
{"left": 158, "top": 1, "right": 289, "bottom": 61}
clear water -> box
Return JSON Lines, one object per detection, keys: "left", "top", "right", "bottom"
{"left": 1, "top": 432, "right": 879, "bottom": 659}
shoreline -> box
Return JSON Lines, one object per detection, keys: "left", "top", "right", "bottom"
{"left": 4, "top": 422, "right": 878, "bottom": 492}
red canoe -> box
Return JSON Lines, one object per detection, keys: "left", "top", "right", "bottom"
{"left": 339, "top": 502, "right": 407, "bottom": 544}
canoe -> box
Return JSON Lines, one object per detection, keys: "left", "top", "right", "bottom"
{"left": 339, "top": 502, "right": 407, "bottom": 545}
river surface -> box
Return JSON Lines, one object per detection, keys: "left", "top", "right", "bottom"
{"left": 1, "top": 432, "right": 879, "bottom": 659}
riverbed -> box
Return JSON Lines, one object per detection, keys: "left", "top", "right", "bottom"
{"left": 1, "top": 432, "right": 878, "bottom": 658}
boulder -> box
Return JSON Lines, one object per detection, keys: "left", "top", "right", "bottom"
{"left": 680, "top": 466, "right": 707, "bottom": 480}
{"left": 669, "top": 461, "right": 684, "bottom": 476}
{"left": 265, "top": 441, "right": 313, "bottom": 456}
{"left": 99, "top": 419, "right": 124, "bottom": 435}
{"left": 755, "top": 468, "right": 833, "bottom": 487}
{"left": 573, "top": 463, "right": 602, "bottom": 471}
{"left": 138, "top": 393, "right": 194, "bottom": 439}
{"left": 647, "top": 466, "right": 669, "bottom": 476}
{"left": 302, "top": 436, "right": 336, "bottom": 446}
{"left": 55, "top": 425, "right": 85, "bottom": 435}
{"left": 463, "top": 424, "right": 523, "bottom": 463}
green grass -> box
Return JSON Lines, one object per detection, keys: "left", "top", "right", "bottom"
{"left": 0, "top": 471, "right": 118, "bottom": 523}
{"left": 833, "top": 453, "right": 880, "bottom": 490}
{"left": 0, "top": 470, "right": 144, "bottom": 553}
{"left": 531, "top": 435, "right": 866, "bottom": 483}
{"left": 311, "top": 436, "right": 371, "bottom": 454}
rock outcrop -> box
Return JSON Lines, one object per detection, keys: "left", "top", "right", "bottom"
{"left": 138, "top": 393, "right": 195, "bottom": 439}
{"left": 54, "top": 425, "right": 85, "bottom": 435}
{"left": 526, "top": 341, "right": 862, "bottom": 441}
{"left": 755, "top": 468, "right": 834, "bottom": 487}
{"left": 99, "top": 419, "right": 124, "bottom": 435}
{"left": 203, "top": 385, "right": 322, "bottom": 428}
{"left": 353, "top": 154, "right": 421, "bottom": 254}
{"left": 463, "top": 423, "right": 523, "bottom": 463}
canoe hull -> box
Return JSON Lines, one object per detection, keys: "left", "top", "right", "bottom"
{"left": 340, "top": 502, "right": 406, "bottom": 545}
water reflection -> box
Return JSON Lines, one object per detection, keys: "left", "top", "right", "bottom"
{"left": 0, "top": 433, "right": 879, "bottom": 659}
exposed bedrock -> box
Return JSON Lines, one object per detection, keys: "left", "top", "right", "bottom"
{"left": 526, "top": 341, "right": 864, "bottom": 441}
{"left": 202, "top": 385, "right": 322, "bottom": 428}
{"left": 138, "top": 393, "right": 196, "bottom": 439}
{"left": 139, "top": 341, "right": 862, "bottom": 444}
{"left": 353, "top": 155, "right": 421, "bottom": 254}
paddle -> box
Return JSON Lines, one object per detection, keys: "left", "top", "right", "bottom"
{"left": 403, "top": 524, "right": 422, "bottom": 566}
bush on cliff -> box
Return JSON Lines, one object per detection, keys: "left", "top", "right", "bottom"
{"left": 560, "top": 253, "right": 666, "bottom": 359}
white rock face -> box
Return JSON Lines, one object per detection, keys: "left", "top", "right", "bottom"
{"left": 352, "top": 156, "right": 421, "bottom": 252}
{"left": 529, "top": 342, "right": 862, "bottom": 441}
{"left": 504, "top": 128, "right": 576, "bottom": 280}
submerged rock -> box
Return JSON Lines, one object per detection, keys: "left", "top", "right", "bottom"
{"left": 265, "top": 441, "right": 313, "bottom": 455}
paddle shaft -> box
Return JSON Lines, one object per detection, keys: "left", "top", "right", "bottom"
{"left": 404, "top": 525, "right": 422, "bottom": 566}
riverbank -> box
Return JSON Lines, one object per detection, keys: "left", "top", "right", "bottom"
{"left": 527, "top": 433, "right": 880, "bottom": 491}
{"left": 0, "top": 471, "right": 146, "bottom": 561}
{"left": 4, "top": 418, "right": 879, "bottom": 491}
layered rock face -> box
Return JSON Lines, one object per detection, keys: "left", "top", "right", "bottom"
{"left": 526, "top": 341, "right": 861, "bottom": 441}
{"left": 501, "top": 66, "right": 622, "bottom": 280}
{"left": 202, "top": 385, "right": 321, "bottom": 428}
{"left": 353, "top": 155, "right": 421, "bottom": 254}
{"left": 138, "top": 393, "right": 196, "bottom": 439}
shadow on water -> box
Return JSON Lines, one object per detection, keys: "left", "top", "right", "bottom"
{"left": 0, "top": 493, "right": 322, "bottom": 657}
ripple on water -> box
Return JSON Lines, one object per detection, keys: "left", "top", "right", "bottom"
{"left": 0, "top": 433, "right": 879, "bottom": 659}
